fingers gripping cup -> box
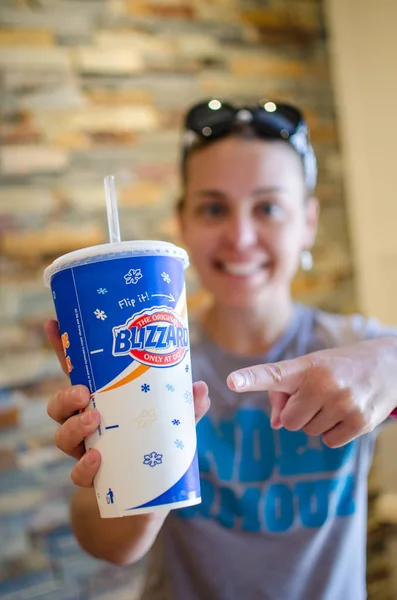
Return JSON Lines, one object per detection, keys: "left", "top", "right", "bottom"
{"left": 44, "top": 240, "right": 201, "bottom": 517}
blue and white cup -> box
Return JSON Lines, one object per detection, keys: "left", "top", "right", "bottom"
{"left": 44, "top": 241, "right": 201, "bottom": 518}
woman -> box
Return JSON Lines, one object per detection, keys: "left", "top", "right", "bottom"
{"left": 45, "top": 99, "right": 397, "bottom": 600}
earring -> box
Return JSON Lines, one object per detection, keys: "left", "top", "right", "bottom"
{"left": 300, "top": 250, "right": 313, "bottom": 271}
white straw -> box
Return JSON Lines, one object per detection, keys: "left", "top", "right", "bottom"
{"left": 104, "top": 175, "right": 121, "bottom": 244}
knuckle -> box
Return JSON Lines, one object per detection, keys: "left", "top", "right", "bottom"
{"left": 334, "top": 388, "right": 355, "bottom": 417}
{"left": 53, "top": 426, "right": 64, "bottom": 451}
{"left": 53, "top": 387, "right": 68, "bottom": 416}
{"left": 70, "top": 467, "right": 82, "bottom": 487}
{"left": 71, "top": 461, "right": 91, "bottom": 488}
{"left": 350, "top": 407, "right": 370, "bottom": 432}
{"left": 46, "top": 400, "right": 54, "bottom": 420}
{"left": 54, "top": 418, "right": 76, "bottom": 454}
{"left": 47, "top": 387, "right": 66, "bottom": 419}
{"left": 266, "top": 363, "right": 286, "bottom": 384}
{"left": 323, "top": 434, "right": 337, "bottom": 448}
{"left": 74, "top": 385, "right": 90, "bottom": 405}
{"left": 245, "top": 368, "right": 258, "bottom": 387}
{"left": 303, "top": 423, "right": 317, "bottom": 436}
{"left": 282, "top": 414, "right": 298, "bottom": 431}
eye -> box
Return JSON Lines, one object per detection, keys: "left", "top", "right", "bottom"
{"left": 198, "top": 202, "right": 227, "bottom": 218}
{"left": 255, "top": 201, "right": 283, "bottom": 218}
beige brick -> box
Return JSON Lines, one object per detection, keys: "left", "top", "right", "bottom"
{"left": 0, "top": 325, "right": 26, "bottom": 352}
{"left": 119, "top": 182, "right": 166, "bottom": 207}
{"left": 157, "top": 214, "right": 179, "bottom": 238}
{"left": 0, "top": 117, "right": 41, "bottom": 145}
{"left": 291, "top": 272, "right": 337, "bottom": 296}
{"left": 1, "top": 225, "right": 104, "bottom": 261}
{"left": 58, "top": 184, "right": 112, "bottom": 213}
{"left": 32, "top": 105, "right": 159, "bottom": 142}
{"left": 0, "top": 146, "right": 69, "bottom": 176}
{"left": 175, "top": 34, "right": 223, "bottom": 61}
{"left": 59, "top": 181, "right": 166, "bottom": 212}
{"left": 16, "top": 85, "right": 88, "bottom": 111}
{"left": 194, "top": 0, "right": 240, "bottom": 22}
{"left": 135, "top": 163, "right": 178, "bottom": 181}
{"left": 0, "top": 187, "right": 58, "bottom": 216}
{"left": 313, "top": 245, "right": 352, "bottom": 274}
{"left": 44, "top": 131, "right": 91, "bottom": 150}
{"left": 310, "top": 123, "right": 338, "bottom": 144}
{"left": 125, "top": 1, "right": 195, "bottom": 18}
{"left": 88, "top": 131, "right": 139, "bottom": 146}
{"left": 0, "top": 47, "right": 71, "bottom": 71}
{"left": 0, "top": 28, "right": 55, "bottom": 46}
{"left": 230, "top": 55, "right": 308, "bottom": 78}
{"left": 94, "top": 29, "right": 176, "bottom": 56}
{"left": 241, "top": 8, "right": 319, "bottom": 32}
{"left": 71, "top": 46, "right": 144, "bottom": 75}
{"left": 2, "top": 70, "right": 70, "bottom": 92}
{"left": 86, "top": 88, "right": 154, "bottom": 106}
{"left": 199, "top": 72, "right": 288, "bottom": 99}
{"left": 0, "top": 4, "right": 99, "bottom": 37}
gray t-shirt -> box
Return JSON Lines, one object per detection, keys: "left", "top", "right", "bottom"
{"left": 141, "top": 304, "right": 396, "bottom": 600}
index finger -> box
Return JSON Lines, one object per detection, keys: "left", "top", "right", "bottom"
{"left": 44, "top": 319, "right": 68, "bottom": 377}
{"left": 227, "top": 356, "right": 311, "bottom": 394}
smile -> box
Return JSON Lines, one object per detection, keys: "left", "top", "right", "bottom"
{"left": 215, "top": 262, "right": 268, "bottom": 276}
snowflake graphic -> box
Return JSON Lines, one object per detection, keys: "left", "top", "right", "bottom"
{"left": 161, "top": 271, "right": 171, "bottom": 284}
{"left": 94, "top": 309, "right": 107, "bottom": 321}
{"left": 124, "top": 268, "right": 143, "bottom": 285}
{"left": 136, "top": 409, "right": 156, "bottom": 428}
{"left": 143, "top": 451, "right": 163, "bottom": 467}
{"left": 166, "top": 383, "right": 175, "bottom": 392}
{"left": 97, "top": 287, "right": 108, "bottom": 294}
{"left": 184, "top": 391, "right": 193, "bottom": 404}
{"left": 185, "top": 364, "right": 190, "bottom": 373}
{"left": 141, "top": 383, "right": 150, "bottom": 393}
{"left": 174, "top": 439, "right": 184, "bottom": 450}
{"left": 172, "top": 419, "right": 180, "bottom": 426}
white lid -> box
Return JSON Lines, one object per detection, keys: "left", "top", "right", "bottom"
{"left": 44, "top": 240, "right": 189, "bottom": 287}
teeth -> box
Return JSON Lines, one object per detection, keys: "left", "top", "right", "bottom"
{"left": 222, "top": 263, "right": 260, "bottom": 276}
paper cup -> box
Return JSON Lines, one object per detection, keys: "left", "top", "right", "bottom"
{"left": 44, "top": 241, "right": 201, "bottom": 517}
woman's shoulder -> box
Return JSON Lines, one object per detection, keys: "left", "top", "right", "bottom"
{"left": 311, "top": 306, "right": 397, "bottom": 348}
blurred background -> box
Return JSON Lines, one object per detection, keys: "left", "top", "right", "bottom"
{"left": 0, "top": 0, "right": 396, "bottom": 598}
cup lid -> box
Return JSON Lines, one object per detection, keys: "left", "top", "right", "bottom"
{"left": 44, "top": 240, "right": 190, "bottom": 287}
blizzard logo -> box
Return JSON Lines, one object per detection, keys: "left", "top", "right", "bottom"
{"left": 112, "top": 308, "right": 189, "bottom": 367}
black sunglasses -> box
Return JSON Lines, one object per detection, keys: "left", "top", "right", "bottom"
{"left": 182, "top": 100, "right": 317, "bottom": 190}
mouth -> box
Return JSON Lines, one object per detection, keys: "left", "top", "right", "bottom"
{"left": 214, "top": 261, "right": 270, "bottom": 277}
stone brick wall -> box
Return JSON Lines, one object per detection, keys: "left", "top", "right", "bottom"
{"left": 0, "top": 0, "right": 391, "bottom": 598}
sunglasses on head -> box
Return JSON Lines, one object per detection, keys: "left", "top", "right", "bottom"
{"left": 182, "top": 99, "right": 317, "bottom": 190}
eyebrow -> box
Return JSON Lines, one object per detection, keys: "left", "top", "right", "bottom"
{"left": 252, "top": 187, "right": 287, "bottom": 195}
{"left": 193, "top": 187, "right": 286, "bottom": 199}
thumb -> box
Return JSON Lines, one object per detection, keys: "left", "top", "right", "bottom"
{"left": 226, "top": 356, "right": 311, "bottom": 394}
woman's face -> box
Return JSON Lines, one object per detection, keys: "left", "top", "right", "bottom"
{"left": 179, "top": 136, "right": 318, "bottom": 310}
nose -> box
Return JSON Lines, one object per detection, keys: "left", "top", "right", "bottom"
{"left": 224, "top": 209, "right": 258, "bottom": 250}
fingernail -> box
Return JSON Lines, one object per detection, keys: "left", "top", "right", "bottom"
{"left": 231, "top": 372, "right": 246, "bottom": 390}
{"left": 85, "top": 450, "right": 97, "bottom": 465}
{"left": 80, "top": 411, "right": 92, "bottom": 425}
{"left": 71, "top": 387, "right": 83, "bottom": 402}
{"left": 271, "top": 417, "right": 282, "bottom": 429}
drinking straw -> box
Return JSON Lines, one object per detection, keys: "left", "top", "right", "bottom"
{"left": 104, "top": 175, "right": 121, "bottom": 243}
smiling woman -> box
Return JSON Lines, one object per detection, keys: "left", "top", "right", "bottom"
{"left": 44, "top": 99, "right": 397, "bottom": 600}
{"left": 180, "top": 135, "right": 318, "bottom": 324}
